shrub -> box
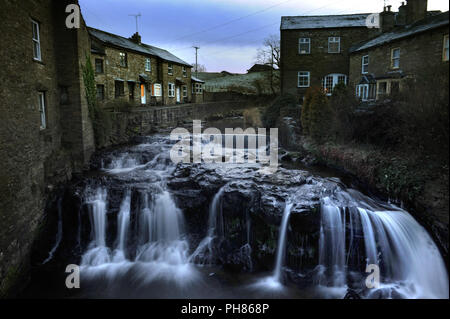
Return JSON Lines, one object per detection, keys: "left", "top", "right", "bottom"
{"left": 262, "top": 93, "right": 297, "bottom": 128}
{"left": 306, "top": 87, "right": 330, "bottom": 141}
{"left": 328, "top": 83, "right": 358, "bottom": 142}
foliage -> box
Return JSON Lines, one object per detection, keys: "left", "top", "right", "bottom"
{"left": 262, "top": 94, "right": 298, "bottom": 128}
{"left": 81, "top": 54, "right": 112, "bottom": 148}
{"left": 305, "top": 87, "right": 330, "bottom": 141}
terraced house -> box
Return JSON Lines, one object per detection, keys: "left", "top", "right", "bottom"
{"left": 89, "top": 28, "right": 201, "bottom": 106}
{"left": 280, "top": 13, "right": 378, "bottom": 101}
{"left": 349, "top": 2, "right": 449, "bottom": 101}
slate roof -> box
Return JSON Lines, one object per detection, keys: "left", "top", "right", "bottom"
{"left": 280, "top": 14, "right": 371, "bottom": 30}
{"left": 88, "top": 27, "right": 191, "bottom": 67}
{"left": 350, "top": 11, "right": 449, "bottom": 53}
{"left": 191, "top": 76, "right": 205, "bottom": 83}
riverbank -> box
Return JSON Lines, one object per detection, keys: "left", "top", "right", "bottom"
{"left": 277, "top": 116, "right": 449, "bottom": 261}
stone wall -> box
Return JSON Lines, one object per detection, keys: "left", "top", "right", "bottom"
{"left": 95, "top": 101, "right": 257, "bottom": 149}
{"left": 0, "top": 0, "right": 94, "bottom": 296}
{"left": 280, "top": 27, "right": 378, "bottom": 99}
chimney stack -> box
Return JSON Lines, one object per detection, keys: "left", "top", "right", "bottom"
{"left": 380, "top": 5, "right": 396, "bottom": 32}
{"left": 130, "top": 32, "right": 142, "bottom": 44}
{"left": 397, "top": 2, "right": 408, "bottom": 25}
{"left": 406, "top": 0, "right": 428, "bottom": 24}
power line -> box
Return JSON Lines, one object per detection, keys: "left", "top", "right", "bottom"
{"left": 170, "top": 0, "right": 298, "bottom": 43}
{"left": 172, "top": 0, "right": 346, "bottom": 54}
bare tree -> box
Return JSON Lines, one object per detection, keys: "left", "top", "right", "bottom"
{"left": 191, "top": 63, "right": 207, "bottom": 73}
{"left": 255, "top": 34, "right": 280, "bottom": 94}
{"left": 256, "top": 34, "right": 280, "bottom": 69}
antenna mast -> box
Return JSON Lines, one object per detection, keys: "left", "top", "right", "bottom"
{"left": 129, "top": 13, "right": 141, "bottom": 33}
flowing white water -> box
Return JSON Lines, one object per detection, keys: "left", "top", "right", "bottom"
{"left": 273, "top": 203, "right": 293, "bottom": 282}
{"left": 251, "top": 202, "right": 293, "bottom": 291}
{"left": 42, "top": 198, "right": 63, "bottom": 264}
{"left": 189, "top": 186, "right": 226, "bottom": 265}
{"left": 113, "top": 191, "right": 131, "bottom": 262}
{"left": 318, "top": 190, "right": 449, "bottom": 299}
{"left": 81, "top": 187, "right": 110, "bottom": 266}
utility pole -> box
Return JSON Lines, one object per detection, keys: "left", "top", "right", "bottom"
{"left": 193, "top": 46, "right": 200, "bottom": 78}
{"left": 129, "top": 13, "right": 141, "bottom": 33}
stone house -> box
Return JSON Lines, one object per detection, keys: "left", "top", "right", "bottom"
{"left": 88, "top": 28, "right": 196, "bottom": 106}
{"left": 280, "top": 14, "right": 379, "bottom": 101}
{"left": 191, "top": 76, "right": 205, "bottom": 103}
{"left": 349, "top": 2, "right": 449, "bottom": 101}
{"left": 0, "top": 0, "right": 94, "bottom": 295}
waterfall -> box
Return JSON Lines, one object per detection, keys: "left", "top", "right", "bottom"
{"left": 42, "top": 198, "right": 63, "bottom": 264}
{"left": 189, "top": 186, "right": 226, "bottom": 264}
{"left": 81, "top": 187, "right": 110, "bottom": 266}
{"left": 273, "top": 203, "right": 293, "bottom": 282}
{"left": 113, "top": 191, "right": 131, "bottom": 262}
{"left": 317, "top": 190, "right": 449, "bottom": 299}
{"left": 252, "top": 202, "right": 292, "bottom": 291}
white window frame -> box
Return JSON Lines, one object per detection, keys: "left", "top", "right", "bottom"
{"left": 328, "top": 37, "right": 341, "bottom": 53}
{"left": 362, "top": 55, "right": 369, "bottom": 74}
{"left": 391, "top": 48, "right": 400, "bottom": 69}
{"left": 32, "top": 20, "right": 41, "bottom": 61}
{"left": 153, "top": 83, "right": 162, "bottom": 97}
{"left": 168, "top": 63, "right": 173, "bottom": 75}
{"left": 194, "top": 83, "right": 203, "bottom": 94}
{"left": 145, "top": 58, "right": 151, "bottom": 72}
{"left": 38, "top": 92, "right": 46, "bottom": 129}
{"left": 356, "top": 84, "right": 369, "bottom": 101}
{"left": 168, "top": 83, "right": 175, "bottom": 97}
{"left": 182, "top": 66, "right": 187, "bottom": 77}
{"left": 297, "top": 71, "right": 310, "bottom": 88}
{"left": 443, "top": 34, "right": 449, "bottom": 62}
{"left": 182, "top": 85, "right": 187, "bottom": 97}
{"left": 299, "top": 38, "right": 310, "bottom": 54}
{"left": 321, "top": 73, "right": 347, "bottom": 95}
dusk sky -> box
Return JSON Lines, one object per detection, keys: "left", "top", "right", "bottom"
{"left": 79, "top": 0, "right": 449, "bottom": 73}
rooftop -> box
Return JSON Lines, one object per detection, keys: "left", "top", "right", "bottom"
{"left": 350, "top": 11, "right": 449, "bottom": 53}
{"left": 88, "top": 27, "right": 191, "bottom": 67}
{"left": 280, "top": 13, "right": 371, "bottom": 30}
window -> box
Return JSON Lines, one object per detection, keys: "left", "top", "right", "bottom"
{"left": 38, "top": 92, "right": 46, "bottom": 129}
{"left": 443, "top": 34, "right": 449, "bottom": 62}
{"left": 153, "top": 83, "right": 162, "bottom": 96}
{"left": 321, "top": 74, "right": 347, "bottom": 94}
{"left": 297, "top": 71, "right": 310, "bottom": 88}
{"left": 182, "top": 85, "right": 187, "bottom": 97}
{"left": 32, "top": 20, "right": 41, "bottom": 61}
{"left": 362, "top": 55, "right": 369, "bottom": 74}
{"left": 145, "top": 58, "right": 151, "bottom": 72}
{"left": 378, "top": 81, "right": 387, "bottom": 95}
{"left": 168, "top": 63, "right": 173, "bottom": 75}
{"left": 95, "top": 59, "right": 104, "bottom": 74}
{"left": 119, "top": 52, "right": 127, "bottom": 67}
{"left": 115, "top": 80, "right": 124, "bottom": 98}
{"left": 299, "top": 38, "right": 310, "bottom": 54}
{"left": 356, "top": 84, "right": 369, "bottom": 101}
{"left": 168, "top": 83, "right": 175, "bottom": 97}
{"left": 328, "top": 37, "right": 340, "bottom": 53}
{"left": 182, "top": 66, "right": 187, "bottom": 77}
{"left": 96, "top": 85, "right": 105, "bottom": 100}
{"left": 391, "top": 48, "right": 400, "bottom": 69}
{"left": 194, "top": 83, "right": 203, "bottom": 94}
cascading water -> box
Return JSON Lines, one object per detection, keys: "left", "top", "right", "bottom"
{"left": 252, "top": 202, "right": 293, "bottom": 291}
{"left": 112, "top": 191, "right": 131, "bottom": 262}
{"left": 273, "top": 203, "right": 293, "bottom": 283}
{"left": 189, "top": 186, "right": 226, "bottom": 265}
{"left": 30, "top": 134, "right": 448, "bottom": 299}
{"left": 317, "top": 190, "right": 449, "bottom": 299}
